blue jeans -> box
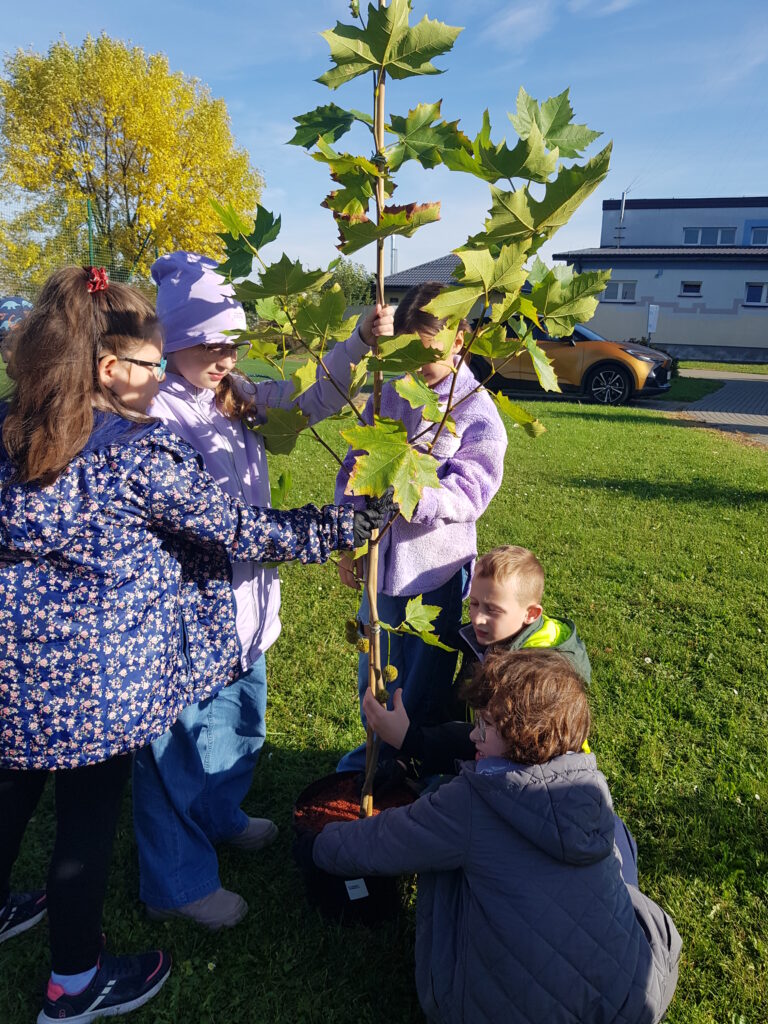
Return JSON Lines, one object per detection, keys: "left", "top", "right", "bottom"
{"left": 337, "top": 567, "right": 466, "bottom": 773}
{"left": 133, "top": 656, "right": 267, "bottom": 909}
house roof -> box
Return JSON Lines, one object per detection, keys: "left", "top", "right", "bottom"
{"left": 554, "top": 246, "right": 768, "bottom": 261}
{"left": 384, "top": 254, "right": 461, "bottom": 288}
{"left": 602, "top": 197, "right": 768, "bottom": 211}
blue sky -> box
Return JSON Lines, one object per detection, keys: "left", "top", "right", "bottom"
{"left": 4, "top": 0, "right": 768, "bottom": 276}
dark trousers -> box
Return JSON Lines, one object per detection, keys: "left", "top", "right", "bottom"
{"left": 0, "top": 754, "right": 131, "bottom": 973}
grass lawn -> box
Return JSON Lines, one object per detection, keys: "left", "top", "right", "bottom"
{"left": 661, "top": 378, "right": 723, "bottom": 403}
{"left": 3, "top": 403, "right": 768, "bottom": 1024}
{"left": 680, "top": 361, "right": 768, "bottom": 375}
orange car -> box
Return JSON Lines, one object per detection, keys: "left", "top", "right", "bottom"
{"left": 469, "top": 324, "right": 673, "bottom": 406}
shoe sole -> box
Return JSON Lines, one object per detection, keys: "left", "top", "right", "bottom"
{"left": 226, "top": 822, "right": 279, "bottom": 852}
{"left": 146, "top": 900, "right": 248, "bottom": 930}
{"left": 0, "top": 907, "right": 47, "bottom": 944}
{"left": 36, "top": 962, "right": 170, "bottom": 1024}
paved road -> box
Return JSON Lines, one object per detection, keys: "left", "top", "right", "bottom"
{"left": 679, "top": 373, "right": 768, "bottom": 442}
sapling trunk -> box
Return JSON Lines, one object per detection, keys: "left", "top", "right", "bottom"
{"left": 359, "top": 28, "right": 388, "bottom": 819}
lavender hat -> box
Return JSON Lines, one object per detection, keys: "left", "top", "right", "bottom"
{"left": 151, "top": 251, "right": 246, "bottom": 354}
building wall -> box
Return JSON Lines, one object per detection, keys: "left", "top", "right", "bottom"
{"left": 583, "top": 259, "right": 768, "bottom": 359}
{"left": 600, "top": 202, "right": 768, "bottom": 247}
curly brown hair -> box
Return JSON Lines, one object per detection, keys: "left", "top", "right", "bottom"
{"left": 461, "top": 649, "right": 590, "bottom": 764}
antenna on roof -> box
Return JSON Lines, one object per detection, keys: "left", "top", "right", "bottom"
{"left": 390, "top": 235, "right": 398, "bottom": 276}
{"left": 614, "top": 179, "right": 639, "bottom": 248}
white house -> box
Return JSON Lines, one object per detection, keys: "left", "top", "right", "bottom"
{"left": 553, "top": 196, "right": 768, "bottom": 362}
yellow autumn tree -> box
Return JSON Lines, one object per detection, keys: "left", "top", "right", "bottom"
{"left": 0, "top": 34, "right": 262, "bottom": 294}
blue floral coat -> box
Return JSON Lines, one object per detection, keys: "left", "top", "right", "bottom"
{"left": 0, "top": 413, "right": 354, "bottom": 770}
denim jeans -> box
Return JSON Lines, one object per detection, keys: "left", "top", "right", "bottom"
{"left": 133, "top": 656, "right": 267, "bottom": 908}
{"left": 337, "top": 566, "right": 467, "bottom": 773}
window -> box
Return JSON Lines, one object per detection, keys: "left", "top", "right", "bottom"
{"left": 745, "top": 283, "right": 768, "bottom": 305}
{"left": 683, "top": 227, "right": 737, "bottom": 245}
{"left": 680, "top": 281, "right": 702, "bottom": 297}
{"left": 751, "top": 227, "right": 768, "bottom": 245}
{"left": 601, "top": 280, "right": 636, "bottom": 302}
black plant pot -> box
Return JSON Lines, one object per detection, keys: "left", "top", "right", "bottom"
{"left": 293, "top": 770, "right": 414, "bottom": 927}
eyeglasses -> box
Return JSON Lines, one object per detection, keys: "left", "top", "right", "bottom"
{"left": 472, "top": 713, "right": 488, "bottom": 742}
{"left": 119, "top": 356, "right": 167, "bottom": 381}
{"left": 201, "top": 342, "right": 250, "bottom": 362}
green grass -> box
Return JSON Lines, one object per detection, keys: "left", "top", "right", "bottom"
{"left": 680, "top": 361, "right": 768, "bottom": 375}
{"left": 662, "top": 378, "right": 723, "bottom": 403}
{"left": 3, "top": 404, "right": 768, "bottom": 1023}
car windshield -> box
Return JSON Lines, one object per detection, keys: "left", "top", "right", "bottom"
{"left": 479, "top": 311, "right": 608, "bottom": 343}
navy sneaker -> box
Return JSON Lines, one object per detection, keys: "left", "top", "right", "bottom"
{"left": 38, "top": 949, "right": 171, "bottom": 1024}
{"left": 0, "top": 890, "right": 47, "bottom": 944}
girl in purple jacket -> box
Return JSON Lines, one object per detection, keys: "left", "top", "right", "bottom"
{"left": 336, "top": 280, "right": 508, "bottom": 772}
{"left": 132, "top": 252, "right": 393, "bottom": 929}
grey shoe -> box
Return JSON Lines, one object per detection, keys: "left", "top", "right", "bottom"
{"left": 226, "top": 817, "right": 278, "bottom": 852}
{"left": 146, "top": 888, "right": 247, "bottom": 930}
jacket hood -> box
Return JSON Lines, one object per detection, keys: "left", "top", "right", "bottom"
{"left": 462, "top": 752, "right": 616, "bottom": 865}
{"left": 0, "top": 412, "right": 157, "bottom": 557}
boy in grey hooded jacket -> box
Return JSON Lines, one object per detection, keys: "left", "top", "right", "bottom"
{"left": 313, "top": 649, "right": 681, "bottom": 1024}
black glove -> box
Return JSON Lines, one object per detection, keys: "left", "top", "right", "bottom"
{"left": 292, "top": 829, "right": 318, "bottom": 873}
{"left": 352, "top": 486, "right": 399, "bottom": 546}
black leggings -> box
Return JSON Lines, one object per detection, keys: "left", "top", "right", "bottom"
{"left": 0, "top": 755, "right": 131, "bottom": 973}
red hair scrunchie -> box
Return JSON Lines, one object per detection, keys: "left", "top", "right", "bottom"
{"left": 86, "top": 267, "right": 109, "bottom": 293}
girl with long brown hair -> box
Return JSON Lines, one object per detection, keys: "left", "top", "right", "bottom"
{"left": 0, "top": 266, "right": 388, "bottom": 1024}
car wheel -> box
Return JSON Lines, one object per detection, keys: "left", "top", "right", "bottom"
{"left": 586, "top": 364, "right": 632, "bottom": 406}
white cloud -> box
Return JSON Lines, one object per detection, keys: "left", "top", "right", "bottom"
{"left": 566, "top": 0, "right": 640, "bottom": 13}
{"left": 481, "top": 0, "right": 556, "bottom": 51}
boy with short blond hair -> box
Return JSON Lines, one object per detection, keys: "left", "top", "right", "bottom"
{"left": 364, "top": 544, "right": 590, "bottom": 773}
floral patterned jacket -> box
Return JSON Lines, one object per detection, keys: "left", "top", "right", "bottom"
{"left": 0, "top": 413, "right": 354, "bottom": 770}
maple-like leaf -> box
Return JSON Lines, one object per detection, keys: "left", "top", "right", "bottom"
{"left": 524, "top": 334, "right": 560, "bottom": 393}
{"left": 366, "top": 333, "right": 443, "bottom": 374}
{"left": 488, "top": 391, "right": 546, "bottom": 439}
{"left": 394, "top": 374, "right": 455, "bottom": 434}
{"left": 454, "top": 243, "right": 528, "bottom": 303}
{"left": 295, "top": 285, "right": 358, "bottom": 350}
{"left": 443, "top": 111, "right": 557, "bottom": 184}
{"left": 235, "top": 254, "right": 332, "bottom": 301}
{"left": 468, "top": 322, "right": 524, "bottom": 363}
{"left": 348, "top": 358, "right": 370, "bottom": 399}
{"left": 472, "top": 144, "right": 612, "bottom": 248}
{"left": 528, "top": 260, "right": 612, "bottom": 336}
{"left": 422, "top": 284, "right": 483, "bottom": 328}
{"left": 290, "top": 358, "right": 319, "bottom": 400}
{"left": 287, "top": 103, "right": 357, "bottom": 148}
{"left": 253, "top": 406, "right": 309, "bottom": 455}
{"left": 380, "top": 595, "right": 455, "bottom": 651}
{"left": 341, "top": 417, "right": 441, "bottom": 521}
{"left": 317, "top": 0, "right": 462, "bottom": 89}
{"left": 335, "top": 202, "right": 441, "bottom": 255}
{"left": 213, "top": 202, "right": 282, "bottom": 282}
{"left": 269, "top": 469, "right": 293, "bottom": 509}
{"left": 510, "top": 87, "right": 602, "bottom": 160}
{"left": 386, "top": 101, "right": 467, "bottom": 171}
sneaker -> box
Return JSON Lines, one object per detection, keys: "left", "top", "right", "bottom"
{"left": 226, "top": 817, "right": 278, "bottom": 852}
{"left": 37, "top": 949, "right": 171, "bottom": 1024}
{"left": 0, "top": 890, "right": 47, "bottom": 944}
{"left": 146, "top": 887, "right": 247, "bottom": 930}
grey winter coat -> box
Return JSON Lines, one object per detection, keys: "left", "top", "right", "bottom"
{"left": 313, "top": 752, "right": 681, "bottom": 1024}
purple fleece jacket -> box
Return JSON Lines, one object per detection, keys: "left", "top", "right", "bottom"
{"left": 335, "top": 362, "right": 507, "bottom": 597}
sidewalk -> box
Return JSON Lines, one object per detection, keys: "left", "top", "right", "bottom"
{"left": 641, "top": 370, "right": 768, "bottom": 443}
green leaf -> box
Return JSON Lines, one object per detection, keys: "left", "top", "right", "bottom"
{"left": 469, "top": 322, "right": 523, "bottom": 362}
{"left": 386, "top": 101, "right": 467, "bottom": 172}
{"left": 528, "top": 260, "right": 612, "bottom": 336}
{"left": 243, "top": 335, "right": 280, "bottom": 363}
{"left": 475, "top": 144, "right": 612, "bottom": 248}
{"left": 269, "top": 469, "right": 292, "bottom": 508}
{"left": 290, "top": 358, "right": 319, "bottom": 400}
{"left": 488, "top": 391, "right": 546, "bottom": 439}
{"left": 524, "top": 334, "right": 560, "bottom": 393}
{"left": 312, "top": 137, "right": 382, "bottom": 178}
{"left": 422, "top": 284, "right": 482, "bottom": 327}
{"left": 443, "top": 111, "right": 558, "bottom": 184}
{"left": 510, "top": 87, "right": 602, "bottom": 159}
{"left": 317, "top": 0, "right": 462, "bottom": 90}
{"left": 295, "top": 285, "right": 355, "bottom": 349}
{"left": 340, "top": 416, "right": 441, "bottom": 520}
{"left": 366, "top": 333, "right": 443, "bottom": 374}
{"left": 454, "top": 243, "right": 528, "bottom": 301}
{"left": 209, "top": 197, "right": 252, "bottom": 239}
{"left": 394, "top": 374, "right": 455, "bottom": 433}
{"left": 252, "top": 406, "right": 309, "bottom": 455}
{"left": 335, "top": 202, "right": 441, "bottom": 255}
{"left": 214, "top": 204, "right": 282, "bottom": 282}
{"left": 348, "top": 358, "right": 369, "bottom": 399}
{"left": 380, "top": 595, "right": 456, "bottom": 651}
{"left": 235, "top": 254, "right": 331, "bottom": 301}
{"left": 287, "top": 103, "right": 356, "bottom": 148}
